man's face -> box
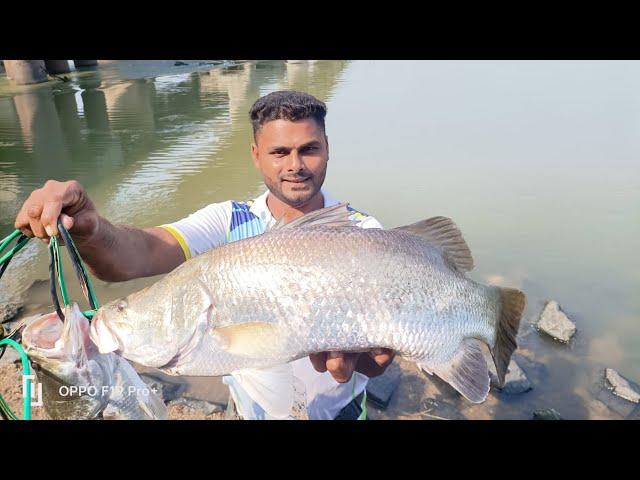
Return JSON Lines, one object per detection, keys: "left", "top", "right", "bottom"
{"left": 251, "top": 118, "right": 328, "bottom": 207}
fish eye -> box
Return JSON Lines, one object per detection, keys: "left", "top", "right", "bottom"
{"left": 116, "top": 300, "right": 127, "bottom": 312}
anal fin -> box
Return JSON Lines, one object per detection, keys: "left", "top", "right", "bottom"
{"left": 419, "top": 339, "right": 490, "bottom": 404}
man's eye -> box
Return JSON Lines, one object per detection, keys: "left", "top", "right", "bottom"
{"left": 302, "top": 146, "right": 317, "bottom": 153}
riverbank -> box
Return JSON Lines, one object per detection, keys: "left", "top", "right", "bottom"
{"left": 0, "top": 362, "right": 223, "bottom": 420}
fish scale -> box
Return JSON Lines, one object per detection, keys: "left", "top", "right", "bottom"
{"left": 193, "top": 228, "right": 494, "bottom": 369}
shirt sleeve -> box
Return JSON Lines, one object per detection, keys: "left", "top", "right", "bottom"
{"left": 357, "top": 215, "right": 383, "bottom": 230}
{"left": 158, "top": 201, "right": 232, "bottom": 259}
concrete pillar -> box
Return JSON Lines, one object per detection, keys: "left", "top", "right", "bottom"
{"left": 0, "top": 61, "right": 5, "bottom": 75}
{"left": 4, "top": 60, "right": 48, "bottom": 85}
{"left": 44, "top": 60, "right": 71, "bottom": 74}
{"left": 82, "top": 88, "right": 110, "bottom": 131}
{"left": 13, "top": 90, "right": 69, "bottom": 173}
{"left": 73, "top": 60, "right": 98, "bottom": 68}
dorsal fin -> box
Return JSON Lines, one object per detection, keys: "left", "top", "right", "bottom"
{"left": 394, "top": 216, "right": 474, "bottom": 272}
{"left": 268, "top": 202, "right": 356, "bottom": 231}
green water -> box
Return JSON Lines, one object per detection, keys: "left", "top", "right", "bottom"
{"left": 1, "top": 60, "right": 638, "bottom": 419}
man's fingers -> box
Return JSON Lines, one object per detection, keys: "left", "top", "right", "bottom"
{"left": 369, "top": 348, "right": 395, "bottom": 367}
{"left": 60, "top": 213, "right": 74, "bottom": 231}
{"left": 309, "top": 352, "right": 328, "bottom": 373}
{"left": 28, "top": 216, "right": 47, "bottom": 239}
{"left": 27, "top": 203, "right": 44, "bottom": 220}
{"left": 326, "top": 352, "right": 360, "bottom": 383}
{"left": 19, "top": 227, "right": 34, "bottom": 238}
{"left": 40, "top": 200, "right": 64, "bottom": 237}
{"left": 59, "top": 180, "right": 85, "bottom": 215}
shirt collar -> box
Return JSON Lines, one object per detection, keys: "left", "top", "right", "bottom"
{"left": 250, "top": 187, "right": 336, "bottom": 226}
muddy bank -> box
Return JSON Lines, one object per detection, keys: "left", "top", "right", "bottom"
{"left": 0, "top": 363, "right": 223, "bottom": 420}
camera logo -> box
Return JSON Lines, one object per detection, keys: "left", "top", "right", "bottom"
{"left": 22, "top": 374, "right": 43, "bottom": 407}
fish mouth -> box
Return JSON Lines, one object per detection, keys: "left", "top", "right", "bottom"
{"left": 21, "top": 312, "right": 64, "bottom": 355}
{"left": 89, "top": 311, "right": 122, "bottom": 354}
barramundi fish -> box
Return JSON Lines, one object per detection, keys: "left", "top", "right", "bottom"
{"left": 89, "top": 204, "right": 525, "bottom": 418}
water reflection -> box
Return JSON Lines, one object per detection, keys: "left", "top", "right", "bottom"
{"left": 0, "top": 60, "right": 350, "bottom": 298}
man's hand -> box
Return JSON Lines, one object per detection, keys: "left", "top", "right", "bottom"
{"left": 309, "top": 348, "right": 395, "bottom": 383}
{"left": 14, "top": 180, "right": 99, "bottom": 245}
{"left": 14, "top": 179, "right": 185, "bottom": 282}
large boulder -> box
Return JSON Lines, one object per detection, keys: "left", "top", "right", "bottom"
{"left": 0, "top": 303, "right": 22, "bottom": 324}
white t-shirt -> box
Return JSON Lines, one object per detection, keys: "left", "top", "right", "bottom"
{"left": 161, "top": 189, "right": 383, "bottom": 420}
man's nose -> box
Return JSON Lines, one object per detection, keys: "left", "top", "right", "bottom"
{"left": 286, "top": 149, "right": 304, "bottom": 172}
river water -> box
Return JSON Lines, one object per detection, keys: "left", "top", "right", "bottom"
{"left": 1, "top": 60, "right": 638, "bottom": 419}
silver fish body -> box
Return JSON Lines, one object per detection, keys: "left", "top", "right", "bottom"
{"left": 91, "top": 205, "right": 525, "bottom": 410}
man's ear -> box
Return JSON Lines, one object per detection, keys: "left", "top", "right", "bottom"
{"left": 251, "top": 143, "right": 260, "bottom": 169}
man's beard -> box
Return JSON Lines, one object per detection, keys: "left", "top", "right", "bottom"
{"left": 264, "top": 165, "right": 327, "bottom": 208}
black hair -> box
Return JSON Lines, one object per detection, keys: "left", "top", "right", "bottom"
{"left": 249, "top": 90, "right": 327, "bottom": 140}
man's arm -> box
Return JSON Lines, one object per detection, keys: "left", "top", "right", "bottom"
{"left": 76, "top": 220, "right": 186, "bottom": 281}
{"left": 14, "top": 180, "right": 185, "bottom": 282}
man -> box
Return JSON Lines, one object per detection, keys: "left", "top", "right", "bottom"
{"left": 14, "top": 90, "right": 395, "bottom": 420}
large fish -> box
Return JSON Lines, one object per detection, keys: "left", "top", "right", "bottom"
{"left": 90, "top": 204, "right": 525, "bottom": 418}
{"left": 22, "top": 304, "right": 168, "bottom": 420}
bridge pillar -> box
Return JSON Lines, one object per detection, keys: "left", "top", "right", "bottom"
{"left": 44, "top": 60, "right": 71, "bottom": 74}
{"left": 3, "top": 60, "right": 48, "bottom": 85}
{"left": 73, "top": 60, "right": 98, "bottom": 68}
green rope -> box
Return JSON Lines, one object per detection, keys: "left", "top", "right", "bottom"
{"left": 0, "top": 338, "right": 32, "bottom": 420}
{"left": 351, "top": 373, "right": 368, "bottom": 420}
{"left": 0, "top": 229, "right": 21, "bottom": 252}
{"left": 0, "top": 235, "right": 29, "bottom": 266}
{"left": 50, "top": 236, "right": 70, "bottom": 306}
{"left": 0, "top": 225, "right": 103, "bottom": 419}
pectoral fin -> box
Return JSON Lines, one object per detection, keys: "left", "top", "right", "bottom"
{"left": 212, "top": 322, "right": 284, "bottom": 358}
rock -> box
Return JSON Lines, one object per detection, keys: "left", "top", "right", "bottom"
{"left": 536, "top": 301, "right": 576, "bottom": 343}
{"left": 140, "top": 375, "right": 187, "bottom": 403}
{"left": 0, "top": 303, "right": 22, "bottom": 324}
{"left": 591, "top": 367, "right": 639, "bottom": 418}
{"left": 135, "top": 365, "right": 229, "bottom": 405}
{"left": 174, "top": 61, "right": 188, "bottom": 66}
{"left": 167, "top": 397, "right": 223, "bottom": 415}
{"left": 0, "top": 344, "right": 21, "bottom": 365}
{"left": 490, "top": 359, "right": 532, "bottom": 394}
{"left": 604, "top": 368, "right": 640, "bottom": 404}
{"left": 366, "top": 361, "right": 402, "bottom": 409}
{"left": 532, "top": 408, "right": 563, "bottom": 420}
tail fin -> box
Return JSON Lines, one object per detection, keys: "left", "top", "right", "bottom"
{"left": 492, "top": 287, "right": 526, "bottom": 386}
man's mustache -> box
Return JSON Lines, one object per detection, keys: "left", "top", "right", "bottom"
{"left": 280, "top": 174, "right": 313, "bottom": 182}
